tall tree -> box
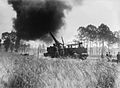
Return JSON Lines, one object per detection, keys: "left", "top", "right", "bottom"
{"left": 77, "top": 23, "right": 117, "bottom": 57}
{"left": 98, "top": 23, "right": 117, "bottom": 57}
{"left": 114, "top": 31, "right": 120, "bottom": 51}
{"left": 2, "top": 32, "right": 10, "bottom": 40}
{"left": 86, "top": 25, "right": 97, "bottom": 41}
{"left": 98, "top": 24, "right": 110, "bottom": 57}
{"left": 86, "top": 25, "right": 97, "bottom": 55}
{"left": 77, "top": 26, "right": 88, "bottom": 41}
{"left": 9, "top": 31, "right": 17, "bottom": 52}
{"left": 77, "top": 26, "right": 89, "bottom": 46}
{"left": 1, "top": 31, "right": 17, "bottom": 52}
{"left": 78, "top": 25, "right": 98, "bottom": 55}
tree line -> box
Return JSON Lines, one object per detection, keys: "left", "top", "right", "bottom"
{"left": 77, "top": 23, "right": 120, "bottom": 57}
{"left": 1, "top": 23, "right": 120, "bottom": 55}
{"left": 0, "top": 30, "right": 30, "bottom": 52}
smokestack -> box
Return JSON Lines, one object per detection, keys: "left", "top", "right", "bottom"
{"left": 8, "top": 0, "right": 71, "bottom": 42}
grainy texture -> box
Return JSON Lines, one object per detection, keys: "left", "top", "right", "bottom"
{"left": 0, "top": 52, "right": 118, "bottom": 88}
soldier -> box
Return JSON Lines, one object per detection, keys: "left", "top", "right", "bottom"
{"left": 60, "top": 45, "right": 65, "bottom": 56}
{"left": 9, "top": 39, "right": 15, "bottom": 52}
{"left": 53, "top": 44, "right": 59, "bottom": 57}
{"left": 4, "top": 37, "right": 10, "bottom": 52}
{"left": 106, "top": 52, "right": 112, "bottom": 61}
{"left": 78, "top": 42, "right": 82, "bottom": 48}
{"left": 0, "top": 39, "right": 1, "bottom": 50}
{"left": 117, "top": 52, "right": 120, "bottom": 63}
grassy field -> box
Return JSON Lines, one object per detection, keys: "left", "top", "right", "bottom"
{"left": 0, "top": 52, "right": 119, "bottom": 88}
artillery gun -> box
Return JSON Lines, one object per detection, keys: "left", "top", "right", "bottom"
{"left": 44, "top": 32, "right": 88, "bottom": 60}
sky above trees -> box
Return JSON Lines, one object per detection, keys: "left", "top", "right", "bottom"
{"left": 0, "top": 0, "right": 120, "bottom": 43}
{"left": 62, "top": 0, "right": 120, "bottom": 42}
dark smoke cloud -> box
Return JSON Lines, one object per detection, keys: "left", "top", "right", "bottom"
{"left": 8, "top": 0, "right": 71, "bottom": 42}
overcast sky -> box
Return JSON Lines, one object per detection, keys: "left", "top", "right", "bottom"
{"left": 62, "top": 0, "right": 120, "bottom": 42}
{"left": 0, "top": 0, "right": 120, "bottom": 43}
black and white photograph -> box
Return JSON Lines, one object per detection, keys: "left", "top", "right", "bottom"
{"left": 0, "top": 0, "right": 120, "bottom": 88}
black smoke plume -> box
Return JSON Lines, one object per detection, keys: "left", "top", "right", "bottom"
{"left": 8, "top": 0, "right": 71, "bottom": 42}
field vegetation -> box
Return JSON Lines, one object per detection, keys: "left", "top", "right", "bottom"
{"left": 0, "top": 52, "right": 119, "bottom": 88}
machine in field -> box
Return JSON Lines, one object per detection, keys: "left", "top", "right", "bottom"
{"left": 44, "top": 32, "right": 88, "bottom": 60}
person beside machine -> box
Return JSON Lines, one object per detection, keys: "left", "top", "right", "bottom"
{"left": 53, "top": 44, "right": 59, "bottom": 57}
{"left": 117, "top": 52, "right": 120, "bottom": 63}
{"left": 106, "top": 52, "right": 112, "bottom": 61}
{"left": 59, "top": 44, "right": 64, "bottom": 56}
{"left": 78, "top": 42, "right": 83, "bottom": 48}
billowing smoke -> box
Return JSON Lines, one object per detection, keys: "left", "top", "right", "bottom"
{"left": 8, "top": 0, "right": 71, "bottom": 42}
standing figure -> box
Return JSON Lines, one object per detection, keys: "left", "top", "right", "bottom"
{"left": 53, "top": 44, "right": 59, "bottom": 57}
{"left": 59, "top": 44, "right": 64, "bottom": 56}
{"left": 117, "top": 52, "right": 120, "bottom": 63}
{"left": 0, "top": 39, "right": 1, "bottom": 50}
{"left": 106, "top": 52, "right": 112, "bottom": 61}
{"left": 4, "top": 38, "right": 10, "bottom": 52}
{"left": 9, "top": 39, "right": 15, "bottom": 52}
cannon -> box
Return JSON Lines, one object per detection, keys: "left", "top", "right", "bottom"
{"left": 44, "top": 32, "right": 88, "bottom": 60}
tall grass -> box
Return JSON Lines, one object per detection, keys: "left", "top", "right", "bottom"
{"left": 0, "top": 52, "right": 118, "bottom": 88}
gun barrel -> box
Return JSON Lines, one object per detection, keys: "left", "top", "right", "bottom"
{"left": 50, "top": 32, "right": 61, "bottom": 45}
